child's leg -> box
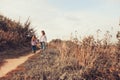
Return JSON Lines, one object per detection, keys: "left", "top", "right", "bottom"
{"left": 32, "top": 46, "right": 36, "bottom": 53}
{"left": 32, "top": 46, "right": 34, "bottom": 52}
{"left": 34, "top": 46, "right": 36, "bottom": 53}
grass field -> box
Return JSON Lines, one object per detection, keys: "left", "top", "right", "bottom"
{"left": 0, "top": 38, "right": 119, "bottom": 80}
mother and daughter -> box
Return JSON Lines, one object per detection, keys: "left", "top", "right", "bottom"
{"left": 31, "top": 30, "right": 47, "bottom": 53}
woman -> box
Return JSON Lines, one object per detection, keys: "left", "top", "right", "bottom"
{"left": 31, "top": 35, "right": 37, "bottom": 53}
{"left": 40, "top": 30, "right": 47, "bottom": 50}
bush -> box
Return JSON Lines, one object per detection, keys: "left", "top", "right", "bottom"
{"left": 0, "top": 15, "right": 35, "bottom": 51}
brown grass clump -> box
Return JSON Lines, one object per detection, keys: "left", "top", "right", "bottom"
{"left": 48, "top": 36, "right": 120, "bottom": 80}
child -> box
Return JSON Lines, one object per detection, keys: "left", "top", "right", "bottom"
{"left": 31, "top": 35, "right": 37, "bottom": 53}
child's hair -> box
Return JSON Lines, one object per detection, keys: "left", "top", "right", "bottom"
{"left": 32, "top": 35, "right": 36, "bottom": 41}
{"left": 41, "top": 30, "right": 45, "bottom": 35}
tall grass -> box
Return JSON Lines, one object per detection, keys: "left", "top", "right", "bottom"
{"left": 1, "top": 34, "right": 119, "bottom": 80}
{"left": 49, "top": 33, "right": 120, "bottom": 79}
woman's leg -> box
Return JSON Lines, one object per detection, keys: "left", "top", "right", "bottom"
{"left": 42, "top": 42, "right": 46, "bottom": 50}
{"left": 40, "top": 42, "right": 43, "bottom": 49}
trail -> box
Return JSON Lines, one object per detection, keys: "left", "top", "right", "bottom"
{"left": 0, "top": 50, "right": 40, "bottom": 78}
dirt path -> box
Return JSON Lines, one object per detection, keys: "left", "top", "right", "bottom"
{"left": 0, "top": 50, "right": 40, "bottom": 78}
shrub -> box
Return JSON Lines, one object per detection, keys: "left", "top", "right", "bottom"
{"left": 0, "top": 15, "right": 35, "bottom": 51}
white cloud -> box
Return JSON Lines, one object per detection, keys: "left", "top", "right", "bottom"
{"left": 106, "top": 0, "right": 120, "bottom": 2}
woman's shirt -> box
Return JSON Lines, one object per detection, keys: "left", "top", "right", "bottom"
{"left": 40, "top": 35, "right": 47, "bottom": 42}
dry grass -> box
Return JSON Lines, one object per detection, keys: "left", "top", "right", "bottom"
{"left": 0, "top": 36, "right": 119, "bottom": 80}
{"left": 49, "top": 37, "right": 120, "bottom": 80}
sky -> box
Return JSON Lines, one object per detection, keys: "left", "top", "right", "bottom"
{"left": 0, "top": 0, "right": 120, "bottom": 42}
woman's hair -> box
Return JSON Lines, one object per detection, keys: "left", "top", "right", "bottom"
{"left": 41, "top": 30, "right": 45, "bottom": 35}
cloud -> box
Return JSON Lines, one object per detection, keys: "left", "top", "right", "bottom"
{"left": 107, "top": 0, "right": 120, "bottom": 2}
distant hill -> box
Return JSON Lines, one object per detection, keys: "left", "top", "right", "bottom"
{"left": 0, "top": 15, "right": 34, "bottom": 51}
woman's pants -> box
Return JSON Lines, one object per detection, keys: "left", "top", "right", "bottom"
{"left": 40, "top": 42, "right": 46, "bottom": 50}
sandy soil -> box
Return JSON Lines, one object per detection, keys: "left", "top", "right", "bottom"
{"left": 0, "top": 50, "right": 40, "bottom": 78}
